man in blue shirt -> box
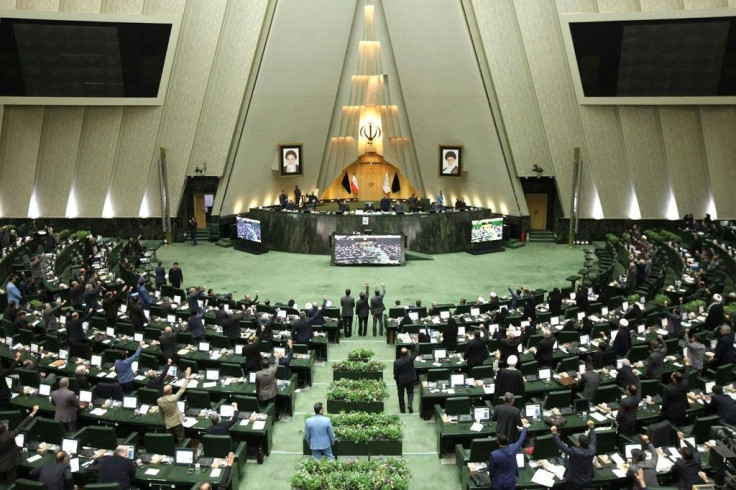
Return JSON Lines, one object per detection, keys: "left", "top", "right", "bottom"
{"left": 5, "top": 275, "right": 22, "bottom": 306}
{"left": 115, "top": 344, "right": 143, "bottom": 393}
{"left": 487, "top": 420, "right": 529, "bottom": 490}
{"left": 135, "top": 278, "right": 151, "bottom": 309}
{"left": 304, "top": 402, "right": 335, "bottom": 460}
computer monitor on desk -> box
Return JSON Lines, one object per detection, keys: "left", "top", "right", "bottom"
{"left": 450, "top": 373, "right": 465, "bottom": 387}
{"left": 474, "top": 407, "right": 490, "bottom": 421}
{"left": 539, "top": 368, "right": 551, "bottom": 381}
{"left": 433, "top": 349, "right": 447, "bottom": 361}
{"left": 525, "top": 404, "right": 541, "bottom": 420}
{"left": 175, "top": 448, "right": 195, "bottom": 465}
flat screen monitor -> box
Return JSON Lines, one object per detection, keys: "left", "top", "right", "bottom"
{"left": 0, "top": 12, "right": 180, "bottom": 105}
{"left": 450, "top": 374, "right": 465, "bottom": 387}
{"left": 205, "top": 369, "right": 220, "bottom": 381}
{"left": 177, "top": 401, "right": 185, "bottom": 413}
{"left": 550, "top": 316, "right": 560, "bottom": 326}
{"left": 516, "top": 453, "right": 525, "bottom": 467}
{"left": 580, "top": 335, "right": 590, "bottom": 345}
{"left": 470, "top": 218, "right": 503, "bottom": 243}
{"left": 219, "top": 404, "right": 235, "bottom": 418}
{"left": 574, "top": 398, "right": 590, "bottom": 413}
{"left": 175, "top": 448, "right": 194, "bottom": 465}
{"left": 79, "top": 390, "right": 92, "bottom": 403}
{"left": 62, "top": 438, "right": 79, "bottom": 455}
{"left": 70, "top": 458, "right": 80, "bottom": 473}
{"left": 705, "top": 381, "right": 715, "bottom": 393}
{"left": 120, "top": 444, "right": 136, "bottom": 459}
{"left": 30, "top": 343, "right": 38, "bottom": 353}
{"left": 625, "top": 444, "right": 641, "bottom": 458}
{"left": 123, "top": 396, "right": 137, "bottom": 409}
{"left": 440, "top": 310, "right": 450, "bottom": 320}
{"left": 408, "top": 311, "right": 419, "bottom": 322}
{"left": 273, "top": 347, "right": 286, "bottom": 358}
{"left": 134, "top": 333, "right": 143, "bottom": 342}
{"left": 332, "top": 234, "right": 405, "bottom": 266}
{"left": 577, "top": 311, "right": 586, "bottom": 320}
{"left": 470, "top": 307, "right": 480, "bottom": 317}
{"left": 235, "top": 345, "right": 243, "bottom": 355}
{"left": 249, "top": 372, "right": 256, "bottom": 383}
{"left": 168, "top": 366, "right": 178, "bottom": 378}
{"left": 525, "top": 404, "right": 541, "bottom": 419}
{"left": 59, "top": 349, "right": 69, "bottom": 360}
{"left": 616, "top": 359, "right": 624, "bottom": 369}
{"left": 91, "top": 355, "right": 101, "bottom": 367}
{"left": 601, "top": 307, "right": 608, "bottom": 316}
{"left": 433, "top": 349, "right": 447, "bottom": 360}
{"left": 539, "top": 368, "right": 552, "bottom": 381}
{"left": 198, "top": 342, "right": 210, "bottom": 352}
{"left": 236, "top": 217, "right": 262, "bottom": 243}
{"left": 473, "top": 407, "right": 490, "bottom": 421}
{"left": 39, "top": 384, "right": 50, "bottom": 396}
{"left": 106, "top": 327, "right": 115, "bottom": 337}
{"left": 457, "top": 326, "right": 465, "bottom": 337}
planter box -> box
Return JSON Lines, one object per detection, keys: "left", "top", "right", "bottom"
{"left": 302, "top": 439, "right": 402, "bottom": 456}
{"left": 332, "top": 370, "right": 384, "bottom": 381}
{"left": 327, "top": 400, "right": 384, "bottom": 414}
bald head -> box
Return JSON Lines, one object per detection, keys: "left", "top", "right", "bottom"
{"left": 163, "top": 385, "right": 173, "bottom": 395}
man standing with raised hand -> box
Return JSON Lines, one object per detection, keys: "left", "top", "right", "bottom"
{"left": 393, "top": 344, "right": 419, "bottom": 414}
{"left": 157, "top": 366, "right": 193, "bottom": 443}
{"left": 340, "top": 288, "right": 355, "bottom": 338}
{"left": 370, "top": 283, "right": 386, "bottom": 337}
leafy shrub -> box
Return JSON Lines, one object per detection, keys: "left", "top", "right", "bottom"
{"left": 660, "top": 230, "right": 683, "bottom": 244}
{"left": 621, "top": 232, "right": 631, "bottom": 243}
{"left": 331, "top": 359, "right": 385, "bottom": 372}
{"left": 605, "top": 233, "right": 620, "bottom": 245}
{"left": 305, "top": 412, "right": 402, "bottom": 443}
{"left": 654, "top": 294, "right": 670, "bottom": 307}
{"left": 290, "top": 458, "right": 410, "bottom": 490}
{"left": 346, "top": 348, "right": 374, "bottom": 362}
{"left": 627, "top": 294, "right": 640, "bottom": 304}
{"left": 73, "top": 230, "right": 91, "bottom": 241}
{"left": 58, "top": 229, "right": 73, "bottom": 240}
{"left": 723, "top": 303, "right": 736, "bottom": 319}
{"left": 643, "top": 230, "right": 663, "bottom": 243}
{"left": 682, "top": 299, "right": 706, "bottom": 314}
{"left": 28, "top": 299, "right": 43, "bottom": 311}
{"left": 326, "top": 379, "right": 388, "bottom": 403}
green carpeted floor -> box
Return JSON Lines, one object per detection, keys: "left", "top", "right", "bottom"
{"left": 153, "top": 241, "right": 589, "bottom": 490}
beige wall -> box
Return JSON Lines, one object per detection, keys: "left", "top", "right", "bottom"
{"left": 0, "top": 0, "right": 269, "bottom": 218}
{"left": 472, "top": 0, "right": 736, "bottom": 219}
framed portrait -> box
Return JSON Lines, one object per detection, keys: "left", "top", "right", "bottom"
{"left": 280, "top": 144, "right": 303, "bottom": 176}
{"left": 439, "top": 146, "right": 462, "bottom": 176}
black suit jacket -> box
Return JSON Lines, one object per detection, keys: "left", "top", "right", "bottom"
{"left": 242, "top": 340, "right": 262, "bottom": 372}
{"left": 671, "top": 439, "right": 702, "bottom": 490}
{"left": 0, "top": 414, "right": 34, "bottom": 471}
{"left": 223, "top": 313, "right": 245, "bottom": 342}
{"left": 168, "top": 267, "right": 183, "bottom": 287}
{"left": 535, "top": 337, "right": 555, "bottom": 367}
{"left": 393, "top": 347, "right": 418, "bottom": 385}
{"left": 441, "top": 317, "right": 458, "bottom": 351}
{"left": 159, "top": 332, "right": 177, "bottom": 362}
{"left": 464, "top": 338, "right": 490, "bottom": 368}
{"left": 662, "top": 367, "right": 690, "bottom": 422}
{"left": 206, "top": 411, "right": 240, "bottom": 435}
{"left": 98, "top": 454, "right": 136, "bottom": 490}
{"left": 31, "top": 460, "right": 74, "bottom": 490}
{"left": 714, "top": 333, "right": 736, "bottom": 366}
{"left": 492, "top": 403, "right": 521, "bottom": 441}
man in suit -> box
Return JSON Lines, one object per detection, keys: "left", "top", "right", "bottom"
{"left": 292, "top": 309, "right": 321, "bottom": 345}
{"left": 494, "top": 355, "right": 524, "bottom": 397}
{"left": 683, "top": 329, "right": 706, "bottom": 372}
{"left": 644, "top": 338, "right": 667, "bottom": 381}
{"left": 627, "top": 434, "right": 658, "bottom": 490}
{"left": 51, "top": 377, "right": 83, "bottom": 431}
{"left": 0, "top": 405, "right": 39, "bottom": 484}
{"left": 187, "top": 286, "right": 205, "bottom": 313}
{"left": 83, "top": 283, "right": 103, "bottom": 311}
{"left": 241, "top": 335, "right": 262, "bottom": 373}
{"left": 464, "top": 330, "right": 490, "bottom": 369}
{"left": 5, "top": 275, "right": 22, "bottom": 306}
{"left": 154, "top": 261, "right": 167, "bottom": 291}
{"left": 671, "top": 431, "right": 702, "bottom": 490}
{"left": 493, "top": 392, "right": 522, "bottom": 441}
{"left": 97, "top": 446, "right": 136, "bottom": 490}
{"left": 304, "top": 402, "right": 335, "bottom": 460}
{"left": 0, "top": 352, "right": 22, "bottom": 411}
{"left": 499, "top": 332, "right": 521, "bottom": 362}
{"left": 355, "top": 284, "right": 370, "bottom": 337}
{"left": 199, "top": 452, "right": 235, "bottom": 490}
{"left": 157, "top": 367, "right": 193, "bottom": 443}
{"left": 625, "top": 263, "right": 637, "bottom": 294}
{"left": 340, "top": 289, "right": 355, "bottom": 338}
{"left": 188, "top": 309, "right": 206, "bottom": 344}
{"left": 115, "top": 343, "right": 143, "bottom": 393}
{"left": 2, "top": 301, "right": 18, "bottom": 324}
{"left": 256, "top": 350, "right": 283, "bottom": 410}
{"left": 662, "top": 357, "right": 691, "bottom": 425}
{"left": 370, "top": 284, "right": 386, "bottom": 336}
{"left": 102, "top": 286, "right": 128, "bottom": 328}
{"left": 713, "top": 325, "right": 736, "bottom": 367}
{"left": 188, "top": 217, "right": 198, "bottom": 245}
{"left": 30, "top": 450, "right": 74, "bottom": 490}
{"left": 393, "top": 344, "right": 419, "bottom": 414}
{"left": 42, "top": 300, "right": 65, "bottom": 334}
{"left": 441, "top": 316, "right": 459, "bottom": 351}
{"left": 706, "top": 294, "right": 724, "bottom": 331}
{"left": 616, "top": 383, "right": 641, "bottom": 435}
{"left": 160, "top": 326, "right": 178, "bottom": 363}
{"left": 278, "top": 189, "right": 288, "bottom": 209}
{"left": 615, "top": 358, "right": 640, "bottom": 390}
{"left": 552, "top": 421, "right": 596, "bottom": 490}
{"left": 168, "top": 262, "right": 183, "bottom": 289}
{"left": 222, "top": 309, "right": 246, "bottom": 345}
{"left": 487, "top": 421, "right": 529, "bottom": 490}
{"left": 146, "top": 361, "right": 171, "bottom": 394}
{"left": 577, "top": 362, "right": 600, "bottom": 401}
{"left": 703, "top": 385, "right": 736, "bottom": 424}
{"left": 533, "top": 328, "right": 555, "bottom": 368}
{"left": 128, "top": 295, "right": 148, "bottom": 332}
{"left": 207, "top": 403, "right": 240, "bottom": 435}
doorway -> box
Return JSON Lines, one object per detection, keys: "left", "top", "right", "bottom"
{"left": 193, "top": 193, "right": 207, "bottom": 229}
{"left": 526, "top": 194, "right": 548, "bottom": 230}
{"left": 520, "top": 177, "right": 561, "bottom": 233}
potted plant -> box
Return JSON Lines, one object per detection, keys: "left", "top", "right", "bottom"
{"left": 682, "top": 299, "right": 706, "bottom": 314}
{"left": 326, "top": 378, "right": 388, "bottom": 414}
{"left": 290, "top": 457, "right": 410, "bottom": 490}
{"left": 332, "top": 349, "right": 385, "bottom": 380}
{"left": 302, "top": 412, "right": 403, "bottom": 456}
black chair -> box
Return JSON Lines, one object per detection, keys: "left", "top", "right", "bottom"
{"left": 144, "top": 433, "right": 176, "bottom": 456}
{"left": 179, "top": 358, "right": 199, "bottom": 373}
{"left": 639, "top": 379, "right": 661, "bottom": 397}
{"left": 74, "top": 426, "right": 119, "bottom": 450}
{"left": 27, "top": 417, "right": 66, "bottom": 444}
{"left": 543, "top": 390, "right": 572, "bottom": 410}
{"left": 567, "top": 428, "right": 615, "bottom": 455}
{"left": 532, "top": 433, "right": 560, "bottom": 459}
{"left": 144, "top": 327, "right": 161, "bottom": 341}
{"left": 426, "top": 369, "right": 450, "bottom": 383}
{"left": 556, "top": 331, "right": 579, "bottom": 344}
{"left": 139, "top": 353, "right": 159, "bottom": 369}
{"left": 556, "top": 356, "right": 579, "bottom": 373}
{"left": 445, "top": 397, "right": 471, "bottom": 416}
{"left": 469, "top": 365, "right": 494, "bottom": 380}
{"left": 690, "top": 414, "right": 721, "bottom": 444}
{"left": 210, "top": 334, "right": 231, "bottom": 349}
{"left": 455, "top": 437, "right": 497, "bottom": 477}
{"left": 17, "top": 369, "right": 40, "bottom": 388}
{"left": 176, "top": 331, "right": 193, "bottom": 346}
{"left": 591, "top": 384, "right": 620, "bottom": 405}
{"left": 201, "top": 435, "right": 234, "bottom": 457}
{"left": 13, "top": 479, "right": 46, "bottom": 490}
{"left": 186, "top": 390, "right": 211, "bottom": 410}
{"left": 0, "top": 410, "right": 23, "bottom": 430}
{"left": 137, "top": 387, "right": 161, "bottom": 405}
{"left": 221, "top": 363, "right": 244, "bottom": 378}
{"left": 520, "top": 361, "right": 538, "bottom": 376}
{"left": 94, "top": 382, "right": 124, "bottom": 401}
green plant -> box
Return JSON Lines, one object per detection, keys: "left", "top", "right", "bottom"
{"left": 682, "top": 299, "right": 706, "bottom": 314}
{"left": 605, "top": 233, "right": 620, "bottom": 245}
{"left": 621, "top": 232, "right": 631, "bottom": 243}
{"left": 346, "top": 348, "right": 374, "bottom": 362}
{"left": 626, "top": 294, "right": 640, "bottom": 304}
{"left": 331, "top": 359, "right": 385, "bottom": 372}
{"left": 654, "top": 294, "right": 670, "bottom": 307}
{"left": 73, "top": 230, "right": 91, "bottom": 241}
{"left": 723, "top": 303, "right": 736, "bottom": 319}
{"left": 290, "top": 458, "right": 410, "bottom": 490}
{"left": 643, "top": 229, "right": 663, "bottom": 243}
{"left": 58, "top": 229, "right": 73, "bottom": 240}
{"left": 28, "top": 299, "right": 43, "bottom": 311}
{"left": 660, "top": 230, "right": 683, "bottom": 244}
{"left": 326, "top": 379, "right": 388, "bottom": 403}
{"left": 305, "top": 412, "right": 402, "bottom": 443}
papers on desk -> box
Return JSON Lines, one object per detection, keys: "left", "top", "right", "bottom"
{"left": 177, "top": 348, "right": 190, "bottom": 356}
{"left": 531, "top": 468, "right": 556, "bottom": 487}
{"left": 547, "top": 464, "right": 565, "bottom": 480}
{"left": 27, "top": 454, "right": 42, "bottom": 463}
{"left": 240, "top": 419, "right": 250, "bottom": 426}
{"left": 134, "top": 375, "right": 146, "bottom": 381}
{"left": 203, "top": 382, "right": 217, "bottom": 388}
{"left": 590, "top": 411, "right": 608, "bottom": 422}
{"left": 469, "top": 422, "right": 484, "bottom": 432}
{"left": 483, "top": 385, "right": 495, "bottom": 394}
{"left": 182, "top": 417, "right": 197, "bottom": 428}
{"left": 253, "top": 420, "right": 266, "bottom": 431}
{"left": 211, "top": 468, "right": 222, "bottom": 478}
{"left": 90, "top": 408, "right": 108, "bottom": 416}
{"left": 612, "top": 468, "right": 627, "bottom": 478}
{"left": 145, "top": 469, "right": 160, "bottom": 476}
{"left": 211, "top": 352, "right": 222, "bottom": 360}
{"left": 610, "top": 453, "right": 625, "bottom": 466}
{"left": 432, "top": 362, "right": 442, "bottom": 367}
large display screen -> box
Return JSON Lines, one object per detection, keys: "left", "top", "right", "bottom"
{"left": 333, "top": 235, "right": 404, "bottom": 266}
{"left": 236, "top": 217, "right": 261, "bottom": 243}
{"left": 471, "top": 218, "right": 503, "bottom": 244}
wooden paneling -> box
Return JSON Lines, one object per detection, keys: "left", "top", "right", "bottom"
{"left": 34, "top": 108, "right": 84, "bottom": 217}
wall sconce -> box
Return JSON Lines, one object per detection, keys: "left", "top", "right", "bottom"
{"left": 194, "top": 162, "right": 207, "bottom": 176}
{"left": 532, "top": 164, "right": 543, "bottom": 178}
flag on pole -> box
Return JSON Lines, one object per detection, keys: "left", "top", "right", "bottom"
{"left": 351, "top": 172, "right": 359, "bottom": 194}
{"left": 391, "top": 172, "right": 401, "bottom": 193}
{"left": 341, "top": 172, "right": 351, "bottom": 194}
{"left": 382, "top": 171, "right": 390, "bottom": 194}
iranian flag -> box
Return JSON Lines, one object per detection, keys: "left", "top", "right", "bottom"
{"left": 350, "top": 172, "right": 359, "bottom": 194}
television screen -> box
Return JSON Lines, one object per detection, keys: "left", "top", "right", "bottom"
{"left": 470, "top": 218, "right": 503, "bottom": 243}
{"left": 0, "top": 12, "right": 179, "bottom": 104}
{"left": 562, "top": 12, "right": 736, "bottom": 102}
{"left": 332, "top": 235, "right": 404, "bottom": 266}
{"left": 236, "top": 217, "right": 262, "bottom": 243}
